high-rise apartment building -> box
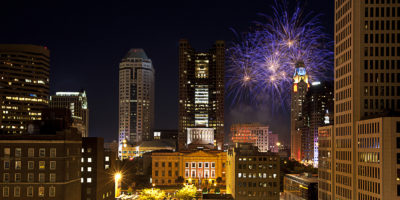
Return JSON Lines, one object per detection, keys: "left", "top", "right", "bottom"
{"left": 50, "top": 91, "right": 89, "bottom": 137}
{"left": 291, "top": 62, "right": 309, "bottom": 161}
{"left": 118, "top": 49, "right": 154, "bottom": 152}
{"left": 178, "top": 39, "right": 225, "bottom": 150}
{"left": 318, "top": 1, "right": 400, "bottom": 199}
{"left": 300, "top": 81, "right": 334, "bottom": 166}
{"left": 0, "top": 44, "right": 50, "bottom": 134}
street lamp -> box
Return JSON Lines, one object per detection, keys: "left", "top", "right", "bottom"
{"left": 115, "top": 172, "right": 122, "bottom": 198}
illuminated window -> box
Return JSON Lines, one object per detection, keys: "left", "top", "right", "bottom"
{"left": 38, "top": 187, "right": 44, "bottom": 197}
{"left": 87, "top": 178, "right": 92, "bottom": 183}
{"left": 105, "top": 156, "right": 109, "bottom": 162}
{"left": 15, "top": 161, "right": 21, "bottom": 170}
{"left": 39, "top": 161, "right": 45, "bottom": 170}
{"left": 88, "top": 167, "right": 92, "bottom": 172}
{"left": 88, "top": 158, "right": 92, "bottom": 163}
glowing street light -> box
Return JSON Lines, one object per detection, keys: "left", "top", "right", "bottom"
{"left": 114, "top": 172, "right": 122, "bottom": 198}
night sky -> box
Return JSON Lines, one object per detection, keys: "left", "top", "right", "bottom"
{"left": 0, "top": 0, "right": 334, "bottom": 144}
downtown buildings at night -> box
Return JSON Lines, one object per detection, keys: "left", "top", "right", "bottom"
{"left": 50, "top": 91, "right": 89, "bottom": 137}
{"left": 178, "top": 39, "right": 225, "bottom": 150}
{"left": 230, "top": 123, "right": 278, "bottom": 153}
{"left": 0, "top": 44, "right": 50, "bottom": 134}
{"left": 118, "top": 49, "right": 155, "bottom": 153}
{"left": 318, "top": 1, "right": 400, "bottom": 199}
{"left": 299, "top": 82, "right": 334, "bottom": 166}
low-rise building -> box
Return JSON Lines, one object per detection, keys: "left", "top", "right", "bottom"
{"left": 226, "top": 143, "right": 280, "bottom": 200}
{"left": 0, "top": 128, "right": 82, "bottom": 199}
{"left": 81, "top": 137, "right": 114, "bottom": 200}
{"left": 284, "top": 173, "right": 318, "bottom": 200}
{"left": 151, "top": 150, "right": 226, "bottom": 187}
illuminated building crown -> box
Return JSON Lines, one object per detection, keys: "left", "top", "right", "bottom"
{"left": 293, "top": 61, "right": 309, "bottom": 84}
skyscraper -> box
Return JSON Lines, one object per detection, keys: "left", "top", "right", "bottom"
{"left": 118, "top": 49, "right": 154, "bottom": 151}
{"left": 0, "top": 44, "right": 50, "bottom": 134}
{"left": 300, "top": 81, "right": 334, "bottom": 166}
{"left": 318, "top": 1, "right": 400, "bottom": 199}
{"left": 290, "top": 62, "right": 309, "bottom": 161}
{"left": 50, "top": 91, "right": 89, "bottom": 137}
{"left": 178, "top": 39, "right": 225, "bottom": 150}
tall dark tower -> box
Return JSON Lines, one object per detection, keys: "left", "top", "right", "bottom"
{"left": 178, "top": 39, "right": 225, "bottom": 150}
{"left": 290, "top": 61, "right": 309, "bottom": 161}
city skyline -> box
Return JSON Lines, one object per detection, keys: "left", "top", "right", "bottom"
{"left": 0, "top": 0, "right": 334, "bottom": 144}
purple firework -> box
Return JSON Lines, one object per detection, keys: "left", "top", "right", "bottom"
{"left": 227, "top": 0, "right": 333, "bottom": 111}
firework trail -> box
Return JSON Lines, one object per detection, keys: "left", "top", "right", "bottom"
{"left": 227, "top": 0, "right": 333, "bottom": 111}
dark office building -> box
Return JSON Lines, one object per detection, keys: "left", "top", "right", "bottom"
{"left": 0, "top": 44, "right": 50, "bottom": 134}
{"left": 81, "top": 137, "right": 114, "bottom": 200}
{"left": 178, "top": 39, "right": 225, "bottom": 150}
{"left": 299, "top": 81, "right": 334, "bottom": 166}
{"left": 284, "top": 173, "right": 318, "bottom": 200}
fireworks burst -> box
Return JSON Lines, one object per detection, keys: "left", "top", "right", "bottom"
{"left": 227, "top": 0, "right": 333, "bottom": 111}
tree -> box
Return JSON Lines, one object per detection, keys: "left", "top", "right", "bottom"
{"left": 127, "top": 187, "right": 133, "bottom": 194}
{"left": 215, "top": 187, "right": 220, "bottom": 194}
{"left": 175, "top": 184, "right": 197, "bottom": 200}
{"left": 139, "top": 188, "right": 166, "bottom": 200}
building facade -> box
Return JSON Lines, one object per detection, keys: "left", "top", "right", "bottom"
{"left": 317, "top": 125, "right": 333, "bottom": 200}
{"left": 284, "top": 173, "right": 318, "bottom": 200}
{"left": 226, "top": 143, "right": 280, "bottom": 200}
{"left": 0, "top": 44, "right": 50, "bottom": 134}
{"left": 291, "top": 62, "right": 309, "bottom": 161}
{"left": 231, "top": 123, "right": 272, "bottom": 152}
{"left": 318, "top": 1, "right": 400, "bottom": 199}
{"left": 0, "top": 128, "right": 81, "bottom": 199}
{"left": 81, "top": 137, "right": 114, "bottom": 200}
{"left": 118, "top": 49, "right": 155, "bottom": 152}
{"left": 50, "top": 91, "right": 89, "bottom": 137}
{"left": 151, "top": 150, "right": 226, "bottom": 187}
{"left": 268, "top": 132, "right": 279, "bottom": 153}
{"left": 178, "top": 39, "right": 225, "bottom": 150}
{"left": 300, "top": 81, "right": 334, "bottom": 166}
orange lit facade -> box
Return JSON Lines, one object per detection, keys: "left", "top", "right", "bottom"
{"left": 231, "top": 124, "right": 258, "bottom": 144}
{"left": 151, "top": 150, "right": 226, "bottom": 187}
